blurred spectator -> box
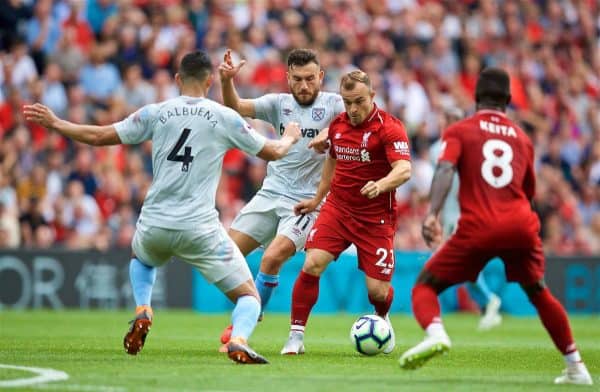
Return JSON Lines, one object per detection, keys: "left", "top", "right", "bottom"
{"left": 79, "top": 45, "right": 120, "bottom": 109}
{"left": 61, "top": 0, "right": 94, "bottom": 55}
{"left": 40, "top": 61, "right": 68, "bottom": 117}
{"left": 61, "top": 179, "right": 101, "bottom": 248}
{"left": 25, "top": 0, "right": 60, "bottom": 71}
{"left": 86, "top": 0, "right": 117, "bottom": 36}
{"left": 5, "top": 38, "right": 38, "bottom": 97}
{"left": 67, "top": 147, "right": 98, "bottom": 196}
{"left": 115, "top": 63, "right": 155, "bottom": 113}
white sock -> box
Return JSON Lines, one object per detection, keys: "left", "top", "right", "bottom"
{"left": 425, "top": 321, "right": 447, "bottom": 337}
{"left": 565, "top": 350, "right": 582, "bottom": 364}
{"left": 291, "top": 326, "right": 305, "bottom": 334}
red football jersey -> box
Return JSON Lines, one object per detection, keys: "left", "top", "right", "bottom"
{"left": 439, "top": 109, "right": 539, "bottom": 234}
{"left": 326, "top": 106, "right": 411, "bottom": 225}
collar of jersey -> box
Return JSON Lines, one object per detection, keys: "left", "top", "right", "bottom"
{"left": 476, "top": 109, "right": 506, "bottom": 117}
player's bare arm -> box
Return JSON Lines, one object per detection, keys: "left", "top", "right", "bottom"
{"left": 219, "top": 49, "right": 256, "bottom": 117}
{"left": 23, "top": 103, "right": 121, "bottom": 146}
{"left": 294, "top": 155, "right": 336, "bottom": 215}
{"left": 257, "top": 121, "right": 301, "bottom": 161}
{"left": 308, "top": 127, "right": 330, "bottom": 154}
{"left": 422, "top": 160, "right": 456, "bottom": 248}
{"left": 360, "top": 159, "right": 411, "bottom": 199}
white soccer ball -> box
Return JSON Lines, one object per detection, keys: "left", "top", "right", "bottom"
{"left": 349, "top": 314, "right": 391, "bottom": 356}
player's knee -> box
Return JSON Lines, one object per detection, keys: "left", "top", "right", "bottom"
{"left": 415, "top": 269, "right": 450, "bottom": 294}
{"left": 302, "top": 257, "right": 326, "bottom": 276}
{"left": 261, "top": 250, "right": 288, "bottom": 274}
{"left": 226, "top": 281, "right": 260, "bottom": 304}
{"left": 367, "top": 287, "right": 388, "bottom": 302}
{"left": 520, "top": 279, "right": 546, "bottom": 299}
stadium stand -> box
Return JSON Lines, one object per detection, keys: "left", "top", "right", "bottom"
{"left": 0, "top": 0, "right": 599, "bottom": 255}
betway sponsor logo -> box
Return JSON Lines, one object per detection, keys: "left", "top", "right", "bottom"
{"left": 279, "top": 123, "right": 319, "bottom": 138}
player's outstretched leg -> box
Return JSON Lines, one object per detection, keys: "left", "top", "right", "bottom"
{"left": 526, "top": 285, "right": 592, "bottom": 385}
{"left": 368, "top": 286, "right": 395, "bottom": 354}
{"left": 226, "top": 295, "right": 269, "bottom": 364}
{"left": 124, "top": 306, "right": 153, "bottom": 355}
{"left": 281, "top": 271, "right": 319, "bottom": 355}
{"left": 399, "top": 283, "right": 451, "bottom": 369}
{"left": 219, "top": 270, "right": 275, "bottom": 351}
{"left": 124, "top": 258, "right": 157, "bottom": 355}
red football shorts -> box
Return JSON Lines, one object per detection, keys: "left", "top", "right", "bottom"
{"left": 305, "top": 205, "right": 396, "bottom": 281}
{"left": 424, "top": 223, "right": 545, "bottom": 285}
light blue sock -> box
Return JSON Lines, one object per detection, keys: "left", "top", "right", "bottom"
{"left": 231, "top": 295, "right": 261, "bottom": 341}
{"left": 129, "top": 258, "right": 157, "bottom": 307}
{"left": 467, "top": 272, "right": 493, "bottom": 310}
{"left": 255, "top": 272, "right": 279, "bottom": 311}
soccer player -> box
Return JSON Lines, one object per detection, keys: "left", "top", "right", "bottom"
{"left": 23, "top": 50, "right": 302, "bottom": 365}
{"left": 280, "top": 70, "right": 412, "bottom": 355}
{"left": 429, "top": 107, "right": 502, "bottom": 331}
{"left": 217, "top": 48, "right": 345, "bottom": 346}
{"left": 399, "top": 68, "right": 593, "bottom": 385}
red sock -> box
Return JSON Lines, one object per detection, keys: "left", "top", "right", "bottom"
{"left": 369, "top": 286, "right": 394, "bottom": 317}
{"left": 290, "top": 271, "right": 320, "bottom": 329}
{"left": 530, "top": 288, "right": 576, "bottom": 354}
{"left": 412, "top": 283, "right": 441, "bottom": 329}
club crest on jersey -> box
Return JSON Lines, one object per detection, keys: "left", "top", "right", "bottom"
{"left": 312, "top": 107, "right": 325, "bottom": 121}
{"left": 361, "top": 131, "right": 372, "bottom": 147}
{"left": 360, "top": 149, "right": 371, "bottom": 162}
{"left": 283, "top": 108, "right": 293, "bottom": 116}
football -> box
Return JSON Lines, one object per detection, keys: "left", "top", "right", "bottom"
{"left": 349, "top": 314, "right": 392, "bottom": 356}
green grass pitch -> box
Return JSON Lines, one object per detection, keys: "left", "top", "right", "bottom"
{"left": 1, "top": 311, "right": 598, "bottom": 391}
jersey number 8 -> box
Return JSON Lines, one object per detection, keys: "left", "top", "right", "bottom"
{"left": 481, "top": 139, "right": 513, "bottom": 188}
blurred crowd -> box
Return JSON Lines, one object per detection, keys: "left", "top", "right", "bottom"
{"left": 0, "top": 0, "right": 599, "bottom": 255}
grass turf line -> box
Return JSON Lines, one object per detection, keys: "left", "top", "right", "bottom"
{"left": 1, "top": 311, "right": 598, "bottom": 391}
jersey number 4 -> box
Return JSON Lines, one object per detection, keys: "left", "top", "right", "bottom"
{"left": 481, "top": 139, "right": 513, "bottom": 188}
{"left": 167, "top": 128, "right": 194, "bottom": 172}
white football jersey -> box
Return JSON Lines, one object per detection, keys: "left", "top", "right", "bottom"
{"left": 430, "top": 139, "right": 460, "bottom": 230}
{"left": 114, "top": 95, "right": 267, "bottom": 230}
{"left": 254, "top": 91, "right": 344, "bottom": 199}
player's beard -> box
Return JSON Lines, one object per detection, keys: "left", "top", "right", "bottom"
{"left": 293, "top": 90, "right": 319, "bottom": 107}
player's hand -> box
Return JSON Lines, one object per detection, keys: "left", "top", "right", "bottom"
{"left": 283, "top": 121, "right": 301, "bottom": 143}
{"left": 23, "top": 103, "right": 60, "bottom": 129}
{"left": 360, "top": 180, "right": 382, "bottom": 199}
{"left": 422, "top": 213, "right": 442, "bottom": 249}
{"left": 308, "top": 127, "right": 330, "bottom": 154}
{"left": 294, "top": 198, "right": 319, "bottom": 215}
{"left": 218, "top": 49, "right": 246, "bottom": 81}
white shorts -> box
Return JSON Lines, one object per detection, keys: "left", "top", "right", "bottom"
{"left": 131, "top": 220, "right": 252, "bottom": 292}
{"left": 230, "top": 191, "right": 318, "bottom": 251}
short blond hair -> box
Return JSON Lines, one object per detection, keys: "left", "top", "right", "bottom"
{"left": 340, "top": 70, "right": 371, "bottom": 91}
